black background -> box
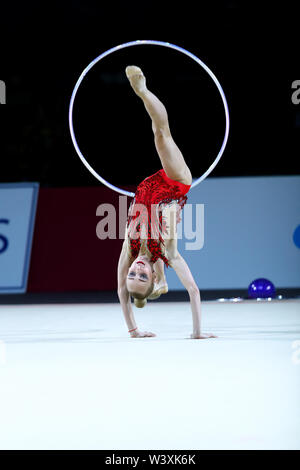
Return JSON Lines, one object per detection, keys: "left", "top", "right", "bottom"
{"left": 0, "top": 1, "right": 299, "bottom": 189}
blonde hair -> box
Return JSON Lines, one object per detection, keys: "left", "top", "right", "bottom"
{"left": 134, "top": 298, "right": 147, "bottom": 308}
{"left": 130, "top": 282, "right": 154, "bottom": 309}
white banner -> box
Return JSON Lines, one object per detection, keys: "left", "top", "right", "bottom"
{"left": 0, "top": 183, "right": 39, "bottom": 293}
{"left": 167, "top": 176, "right": 300, "bottom": 290}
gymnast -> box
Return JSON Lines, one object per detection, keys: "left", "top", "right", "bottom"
{"left": 117, "top": 66, "right": 217, "bottom": 339}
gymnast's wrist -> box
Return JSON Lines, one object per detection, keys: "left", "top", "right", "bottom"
{"left": 128, "top": 327, "right": 138, "bottom": 336}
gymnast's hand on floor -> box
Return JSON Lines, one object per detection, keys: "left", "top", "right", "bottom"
{"left": 190, "top": 333, "right": 218, "bottom": 339}
{"left": 130, "top": 329, "right": 156, "bottom": 338}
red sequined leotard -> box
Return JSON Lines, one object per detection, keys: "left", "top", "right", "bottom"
{"left": 126, "top": 169, "right": 191, "bottom": 267}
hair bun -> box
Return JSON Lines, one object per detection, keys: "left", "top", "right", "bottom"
{"left": 134, "top": 298, "right": 147, "bottom": 308}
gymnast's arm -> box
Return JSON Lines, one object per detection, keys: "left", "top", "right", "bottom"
{"left": 167, "top": 229, "right": 217, "bottom": 339}
{"left": 164, "top": 205, "right": 216, "bottom": 339}
{"left": 117, "top": 240, "right": 138, "bottom": 334}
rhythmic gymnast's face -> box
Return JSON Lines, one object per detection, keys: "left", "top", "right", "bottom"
{"left": 126, "top": 256, "right": 156, "bottom": 296}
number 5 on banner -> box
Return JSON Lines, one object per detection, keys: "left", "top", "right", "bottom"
{"left": 0, "top": 219, "right": 9, "bottom": 254}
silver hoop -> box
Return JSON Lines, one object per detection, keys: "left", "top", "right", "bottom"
{"left": 69, "top": 40, "right": 230, "bottom": 198}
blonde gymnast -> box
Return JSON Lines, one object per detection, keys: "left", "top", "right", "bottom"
{"left": 117, "top": 66, "right": 217, "bottom": 340}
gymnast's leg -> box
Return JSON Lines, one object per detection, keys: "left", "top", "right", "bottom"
{"left": 125, "top": 66, "right": 192, "bottom": 186}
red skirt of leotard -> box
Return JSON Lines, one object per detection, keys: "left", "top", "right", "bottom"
{"left": 127, "top": 169, "right": 191, "bottom": 267}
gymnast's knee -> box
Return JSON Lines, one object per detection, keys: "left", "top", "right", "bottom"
{"left": 153, "top": 126, "right": 172, "bottom": 144}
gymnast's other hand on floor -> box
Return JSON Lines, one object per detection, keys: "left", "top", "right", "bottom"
{"left": 130, "top": 329, "right": 156, "bottom": 338}
{"left": 190, "top": 333, "right": 218, "bottom": 339}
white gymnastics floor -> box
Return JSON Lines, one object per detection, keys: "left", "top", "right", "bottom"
{"left": 0, "top": 298, "right": 299, "bottom": 450}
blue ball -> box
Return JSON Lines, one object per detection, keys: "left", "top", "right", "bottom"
{"left": 248, "top": 278, "right": 276, "bottom": 299}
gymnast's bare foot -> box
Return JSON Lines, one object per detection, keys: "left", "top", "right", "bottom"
{"left": 125, "top": 65, "right": 147, "bottom": 97}
{"left": 148, "top": 281, "right": 168, "bottom": 300}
